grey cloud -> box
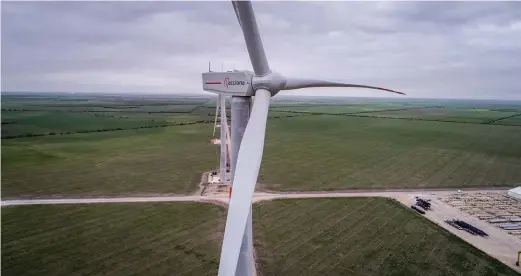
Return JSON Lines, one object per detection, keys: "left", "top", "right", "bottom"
{"left": 1, "top": 1, "right": 521, "bottom": 99}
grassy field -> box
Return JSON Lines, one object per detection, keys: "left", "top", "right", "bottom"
{"left": 1, "top": 111, "right": 174, "bottom": 137}
{"left": 1, "top": 96, "right": 217, "bottom": 139}
{"left": 2, "top": 95, "right": 521, "bottom": 197}
{"left": 1, "top": 125, "right": 218, "bottom": 197}
{"left": 1, "top": 96, "right": 305, "bottom": 139}
{"left": 493, "top": 115, "right": 521, "bottom": 126}
{"left": 353, "top": 108, "right": 521, "bottom": 124}
{"left": 253, "top": 197, "right": 519, "bottom": 276}
{"left": 271, "top": 104, "right": 521, "bottom": 125}
{"left": 270, "top": 104, "right": 410, "bottom": 114}
{"left": 260, "top": 115, "right": 521, "bottom": 191}
{"left": 1, "top": 202, "right": 225, "bottom": 276}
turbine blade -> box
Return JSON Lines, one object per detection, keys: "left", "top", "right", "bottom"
{"left": 231, "top": 1, "right": 242, "bottom": 27}
{"left": 282, "top": 78, "right": 406, "bottom": 95}
{"left": 217, "top": 89, "right": 271, "bottom": 276}
{"left": 233, "top": 0, "right": 270, "bottom": 76}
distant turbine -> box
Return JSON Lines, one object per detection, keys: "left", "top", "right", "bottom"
{"left": 212, "top": 94, "right": 231, "bottom": 185}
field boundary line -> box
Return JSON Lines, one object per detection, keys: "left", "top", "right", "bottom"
{"left": 482, "top": 113, "right": 521, "bottom": 125}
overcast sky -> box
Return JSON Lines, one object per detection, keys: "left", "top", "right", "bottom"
{"left": 2, "top": 1, "right": 521, "bottom": 99}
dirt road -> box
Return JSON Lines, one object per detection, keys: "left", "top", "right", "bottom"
{"left": 0, "top": 189, "right": 467, "bottom": 206}
{"left": 0, "top": 196, "right": 206, "bottom": 206}
{"left": 0, "top": 189, "right": 509, "bottom": 206}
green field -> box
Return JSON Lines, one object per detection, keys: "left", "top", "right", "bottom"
{"left": 271, "top": 104, "right": 521, "bottom": 125}
{"left": 271, "top": 104, "right": 403, "bottom": 114}
{"left": 253, "top": 197, "right": 519, "bottom": 276}
{"left": 494, "top": 115, "right": 521, "bottom": 126}
{"left": 1, "top": 125, "right": 218, "bottom": 197}
{"left": 3, "top": 199, "right": 519, "bottom": 276}
{"left": 2, "top": 94, "right": 521, "bottom": 198}
{"left": 1, "top": 96, "right": 305, "bottom": 139}
{"left": 1, "top": 96, "right": 217, "bottom": 139}
{"left": 260, "top": 115, "right": 521, "bottom": 191}
{"left": 1, "top": 203, "right": 225, "bottom": 276}
{"left": 354, "top": 108, "right": 521, "bottom": 124}
{"left": 1, "top": 111, "right": 174, "bottom": 138}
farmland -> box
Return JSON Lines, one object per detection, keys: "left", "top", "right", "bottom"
{"left": 1, "top": 94, "right": 303, "bottom": 139}
{"left": 259, "top": 114, "right": 521, "bottom": 191}
{"left": 2, "top": 93, "right": 521, "bottom": 198}
{"left": 1, "top": 95, "right": 215, "bottom": 139}
{"left": 0, "top": 94, "right": 305, "bottom": 198}
{"left": 1, "top": 203, "right": 225, "bottom": 276}
{"left": 270, "top": 103, "right": 521, "bottom": 125}
{"left": 253, "top": 197, "right": 519, "bottom": 276}
{"left": 1, "top": 125, "right": 218, "bottom": 197}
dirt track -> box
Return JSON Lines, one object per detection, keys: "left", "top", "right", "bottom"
{"left": 0, "top": 189, "right": 484, "bottom": 206}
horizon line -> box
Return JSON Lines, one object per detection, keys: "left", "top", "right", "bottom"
{"left": 2, "top": 91, "right": 521, "bottom": 102}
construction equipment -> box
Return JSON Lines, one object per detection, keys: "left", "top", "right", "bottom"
{"left": 411, "top": 205, "right": 425, "bottom": 215}
{"left": 415, "top": 197, "right": 431, "bottom": 210}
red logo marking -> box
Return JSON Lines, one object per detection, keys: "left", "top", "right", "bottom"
{"left": 224, "top": 77, "right": 230, "bottom": 88}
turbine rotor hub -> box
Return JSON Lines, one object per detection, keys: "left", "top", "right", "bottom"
{"left": 252, "top": 71, "right": 287, "bottom": 96}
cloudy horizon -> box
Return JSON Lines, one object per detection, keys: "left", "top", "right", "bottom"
{"left": 2, "top": 1, "right": 521, "bottom": 100}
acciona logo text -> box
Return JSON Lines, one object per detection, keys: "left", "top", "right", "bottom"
{"left": 224, "top": 78, "right": 246, "bottom": 88}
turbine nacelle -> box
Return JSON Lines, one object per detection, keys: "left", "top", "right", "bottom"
{"left": 202, "top": 70, "right": 405, "bottom": 97}
{"left": 202, "top": 71, "right": 254, "bottom": 96}
{"left": 202, "top": 70, "right": 286, "bottom": 96}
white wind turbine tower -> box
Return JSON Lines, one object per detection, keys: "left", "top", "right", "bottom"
{"left": 202, "top": 1, "right": 406, "bottom": 275}
{"left": 212, "top": 94, "right": 231, "bottom": 185}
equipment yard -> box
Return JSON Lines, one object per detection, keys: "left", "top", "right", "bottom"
{"left": 441, "top": 192, "right": 521, "bottom": 239}
{"left": 396, "top": 191, "right": 521, "bottom": 272}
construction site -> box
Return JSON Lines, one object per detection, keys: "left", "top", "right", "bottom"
{"left": 440, "top": 191, "right": 521, "bottom": 240}
{"left": 393, "top": 190, "right": 521, "bottom": 271}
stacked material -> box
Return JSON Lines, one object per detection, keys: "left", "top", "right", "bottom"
{"left": 489, "top": 218, "right": 509, "bottom": 223}
{"left": 508, "top": 187, "right": 521, "bottom": 201}
{"left": 501, "top": 224, "right": 521, "bottom": 230}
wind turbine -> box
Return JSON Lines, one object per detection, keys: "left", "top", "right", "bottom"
{"left": 212, "top": 94, "right": 232, "bottom": 185}
{"left": 201, "top": 1, "right": 405, "bottom": 275}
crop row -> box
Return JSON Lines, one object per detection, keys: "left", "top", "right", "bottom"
{"left": 259, "top": 115, "right": 521, "bottom": 191}
{"left": 253, "top": 198, "right": 518, "bottom": 276}
{"left": 2, "top": 203, "right": 224, "bottom": 276}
